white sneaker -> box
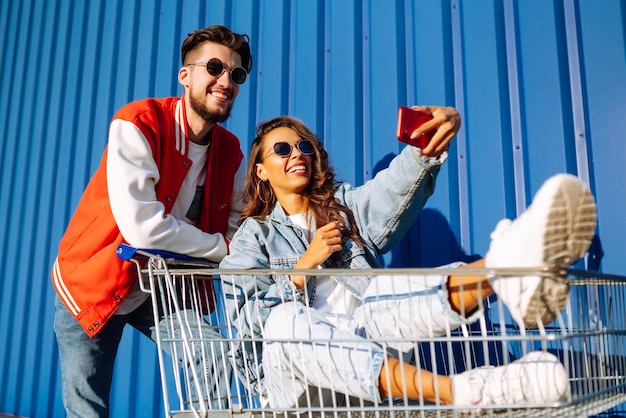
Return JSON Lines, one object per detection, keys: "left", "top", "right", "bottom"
{"left": 451, "top": 351, "right": 570, "bottom": 407}
{"left": 485, "top": 174, "right": 597, "bottom": 327}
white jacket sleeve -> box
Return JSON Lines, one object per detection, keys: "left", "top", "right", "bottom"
{"left": 106, "top": 119, "right": 229, "bottom": 261}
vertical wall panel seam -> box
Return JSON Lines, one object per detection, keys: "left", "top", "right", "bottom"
{"left": 282, "top": 0, "right": 292, "bottom": 115}
{"left": 362, "top": 0, "right": 371, "bottom": 183}
{"left": 503, "top": 0, "right": 527, "bottom": 215}
{"left": 288, "top": 0, "right": 296, "bottom": 115}
{"left": 562, "top": 0, "right": 594, "bottom": 272}
{"left": 562, "top": 0, "right": 591, "bottom": 186}
{"left": 403, "top": 0, "right": 415, "bottom": 106}
{"left": 151, "top": 0, "right": 163, "bottom": 97}
{"left": 0, "top": 0, "right": 10, "bottom": 54}
{"left": 98, "top": 1, "right": 122, "bottom": 186}
{"left": 0, "top": 0, "right": 22, "bottom": 407}
{"left": 224, "top": 0, "right": 233, "bottom": 28}
{"left": 0, "top": 0, "right": 24, "bottom": 265}
{"left": 15, "top": 1, "right": 46, "bottom": 415}
{"left": 255, "top": 2, "right": 266, "bottom": 125}
{"left": 395, "top": 0, "right": 407, "bottom": 106}
{"left": 33, "top": 0, "right": 64, "bottom": 415}
{"left": 450, "top": 0, "right": 471, "bottom": 252}
{"left": 148, "top": 1, "right": 163, "bottom": 99}
{"left": 85, "top": 1, "right": 107, "bottom": 194}
{"left": 170, "top": 2, "right": 185, "bottom": 95}
{"left": 323, "top": 1, "right": 331, "bottom": 154}
{"left": 0, "top": 0, "right": 13, "bottom": 171}
{"left": 316, "top": 1, "right": 325, "bottom": 133}
{"left": 355, "top": 0, "right": 364, "bottom": 183}
{"left": 42, "top": 1, "right": 67, "bottom": 413}
{"left": 66, "top": 1, "right": 89, "bottom": 214}
{"left": 194, "top": 0, "right": 203, "bottom": 29}
{"left": 127, "top": 1, "right": 142, "bottom": 112}
{"left": 0, "top": 0, "right": 29, "bottom": 411}
{"left": 248, "top": 0, "right": 261, "bottom": 138}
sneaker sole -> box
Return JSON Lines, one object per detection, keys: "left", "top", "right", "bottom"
{"left": 523, "top": 175, "right": 597, "bottom": 327}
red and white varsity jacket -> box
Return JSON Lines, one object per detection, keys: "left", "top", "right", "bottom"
{"left": 52, "top": 96, "right": 244, "bottom": 337}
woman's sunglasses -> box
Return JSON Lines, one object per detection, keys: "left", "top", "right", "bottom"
{"left": 263, "top": 139, "right": 315, "bottom": 159}
{"left": 187, "top": 57, "right": 248, "bottom": 85}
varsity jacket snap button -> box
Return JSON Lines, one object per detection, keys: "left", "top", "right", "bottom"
{"left": 94, "top": 322, "right": 100, "bottom": 327}
{"left": 166, "top": 197, "right": 172, "bottom": 202}
{"left": 183, "top": 161, "right": 189, "bottom": 167}
{"left": 115, "top": 296, "right": 122, "bottom": 301}
{"left": 88, "top": 327, "right": 94, "bottom": 332}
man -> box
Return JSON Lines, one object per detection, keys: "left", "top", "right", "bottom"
{"left": 52, "top": 25, "right": 251, "bottom": 417}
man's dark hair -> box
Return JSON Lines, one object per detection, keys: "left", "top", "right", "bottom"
{"left": 181, "top": 25, "right": 252, "bottom": 72}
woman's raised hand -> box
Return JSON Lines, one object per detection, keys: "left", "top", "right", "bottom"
{"left": 410, "top": 105, "right": 461, "bottom": 157}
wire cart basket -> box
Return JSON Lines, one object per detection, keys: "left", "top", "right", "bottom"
{"left": 117, "top": 244, "right": 626, "bottom": 418}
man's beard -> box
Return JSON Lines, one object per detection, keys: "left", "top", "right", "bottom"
{"left": 189, "top": 92, "right": 232, "bottom": 125}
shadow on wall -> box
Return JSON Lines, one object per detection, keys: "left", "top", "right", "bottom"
{"left": 390, "top": 208, "right": 482, "bottom": 268}
{"left": 369, "top": 152, "right": 481, "bottom": 269}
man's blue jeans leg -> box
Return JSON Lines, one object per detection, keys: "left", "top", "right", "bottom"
{"left": 54, "top": 294, "right": 231, "bottom": 417}
{"left": 54, "top": 295, "right": 128, "bottom": 418}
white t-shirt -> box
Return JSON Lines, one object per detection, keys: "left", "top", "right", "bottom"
{"left": 288, "top": 213, "right": 358, "bottom": 327}
{"left": 170, "top": 141, "right": 209, "bottom": 224}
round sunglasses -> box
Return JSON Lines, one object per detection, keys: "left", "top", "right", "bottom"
{"left": 263, "top": 139, "right": 315, "bottom": 159}
{"left": 187, "top": 57, "right": 248, "bottom": 85}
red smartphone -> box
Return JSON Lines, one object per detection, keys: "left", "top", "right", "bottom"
{"left": 396, "top": 106, "right": 434, "bottom": 149}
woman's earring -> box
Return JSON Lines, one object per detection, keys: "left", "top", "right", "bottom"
{"left": 258, "top": 180, "right": 273, "bottom": 204}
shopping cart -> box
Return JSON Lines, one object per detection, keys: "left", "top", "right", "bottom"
{"left": 117, "top": 244, "right": 626, "bottom": 418}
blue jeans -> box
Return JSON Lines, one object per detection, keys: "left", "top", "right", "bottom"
{"left": 53, "top": 295, "right": 230, "bottom": 417}
{"left": 261, "top": 266, "right": 483, "bottom": 408}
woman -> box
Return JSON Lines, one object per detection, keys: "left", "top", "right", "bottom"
{"left": 219, "top": 110, "right": 596, "bottom": 409}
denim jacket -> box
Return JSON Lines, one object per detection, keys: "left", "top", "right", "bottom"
{"left": 219, "top": 145, "right": 446, "bottom": 396}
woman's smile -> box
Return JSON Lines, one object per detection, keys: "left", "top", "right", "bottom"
{"left": 287, "top": 162, "right": 308, "bottom": 174}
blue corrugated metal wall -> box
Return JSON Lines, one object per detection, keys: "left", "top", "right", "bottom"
{"left": 1, "top": 0, "right": 624, "bottom": 416}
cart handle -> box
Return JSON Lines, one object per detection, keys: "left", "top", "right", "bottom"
{"left": 115, "top": 243, "right": 210, "bottom": 264}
